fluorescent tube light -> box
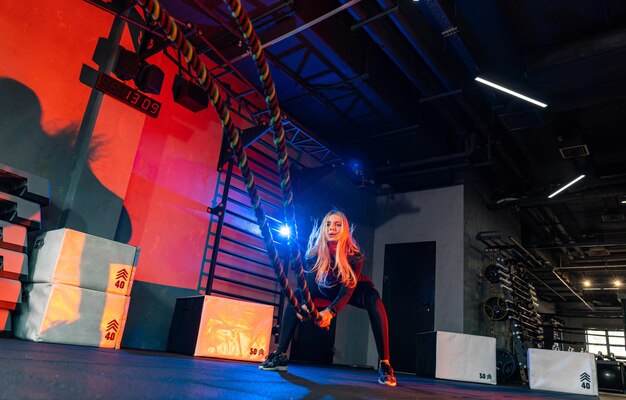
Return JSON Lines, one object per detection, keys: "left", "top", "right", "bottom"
{"left": 475, "top": 77, "right": 547, "bottom": 108}
{"left": 548, "top": 175, "right": 585, "bottom": 198}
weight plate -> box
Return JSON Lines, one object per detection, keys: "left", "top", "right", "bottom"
{"left": 484, "top": 297, "right": 510, "bottom": 321}
{"left": 484, "top": 264, "right": 500, "bottom": 284}
{"left": 496, "top": 348, "right": 518, "bottom": 381}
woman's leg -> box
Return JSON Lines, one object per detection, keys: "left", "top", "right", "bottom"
{"left": 276, "top": 302, "right": 299, "bottom": 353}
{"left": 349, "top": 282, "right": 390, "bottom": 360}
{"left": 276, "top": 272, "right": 323, "bottom": 354}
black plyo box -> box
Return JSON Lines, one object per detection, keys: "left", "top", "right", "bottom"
{"left": 167, "top": 295, "right": 204, "bottom": 355}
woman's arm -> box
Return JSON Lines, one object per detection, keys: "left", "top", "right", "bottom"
{"left": 326, "top": 255, "right": 364, "bottom": 316}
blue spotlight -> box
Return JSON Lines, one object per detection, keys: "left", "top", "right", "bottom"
{"left": 279, "top": 225, "right": 291, "bottom": 238}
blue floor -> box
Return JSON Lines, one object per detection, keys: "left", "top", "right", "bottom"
{"left": 0, "top": 338, "right": 603, "bottom": 399}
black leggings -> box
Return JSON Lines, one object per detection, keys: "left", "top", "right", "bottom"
{"left": 277, "top": 273, "right": 390, "bottom": 361}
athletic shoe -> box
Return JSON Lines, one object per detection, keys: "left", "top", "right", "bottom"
{"left": 259, "top": 351, "right": 288, "bottom": 371}
{"left": 378, "top": 361, "right": 397, "bottom": 386}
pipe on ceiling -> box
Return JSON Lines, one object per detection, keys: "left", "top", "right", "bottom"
{"left": 350, "top": 4, "right": 398, "bottom": 31}
{"left": 371, "top": 0, "right": 526, "bottom": 184}
{"left": 373, "top": 0, "right": 454, "bottom": 89}
{"left": 557, "top": 263, "right": 626, "bottom": 270}
{"left": 552, "top": 270, "right": 596, "bottom": 311}
{"left": 337, "top": 0, "right": 431, "bottom": 94}
{"left": 524, "top": 207, "right": 570, "bottom": 259}
{"left": 418, "top": 0, "right": 479, "bottom": 75}
{"left": 230, "top": 0, "right": 364, "bottom": 63}
{"left": 539, "top": 207, "right": 584, "bottom": 259}
{"left": 495, "top": 188, "right": 626, "bottom": 209}
{"left": 534, "top": 242, "right": 626, "bottom": 250}
{"left": 384, "top": 161, "right": 490, "bottom": 180}
{"left": 371, "top": 132, "right": 476, "bottom": 174}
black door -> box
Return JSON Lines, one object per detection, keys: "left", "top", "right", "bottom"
{"left": 383, "top": 241, "right": 436, "bottom": 373}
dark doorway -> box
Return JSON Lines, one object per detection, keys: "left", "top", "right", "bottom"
{"left": 383, "top": 241, "right": 436, "bottom": 373}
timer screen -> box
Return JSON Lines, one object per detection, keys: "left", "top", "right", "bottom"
{"left": 95, "top": 73, "right": 161, "bottom": 118}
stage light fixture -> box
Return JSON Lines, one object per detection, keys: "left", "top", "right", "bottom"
{"left": 614, "top": 280, "right": 622, "bottom": 287}
{"left": 173, "top": 74, "right": 209, "bottom": 112}
{"left": 112, "top": 46, "right": 164, "bottom": 95}
{"left": 113, "top": 47, "right": 143, "bottom": 81}
{"left": 475, "top": 77, "right": 547, "bottom": 108}
{"left": 548, "top": 174, "right": 585, "bottom": 199}
{"left": 583, "top": 280, "right": 591, "bottom": 287}
{"left": 135, "top": 63, "right": 164, "bottom": 95}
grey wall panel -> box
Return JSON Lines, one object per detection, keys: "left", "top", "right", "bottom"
{"left": 373, "top": 185, "right": 465, "bottom": 367}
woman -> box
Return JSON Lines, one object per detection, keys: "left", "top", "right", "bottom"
{"left": 259, "top": 210, "right": 396, "bottom": 387}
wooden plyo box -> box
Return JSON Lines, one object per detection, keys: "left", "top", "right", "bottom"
{"left": 168, "top": 295, "right": 273, "bottom": 362}
{"left": 29, "top": 228, "right": 138, "bottom": 296}
{"left": 14, "top": 283, "right": 130, "bottom": 349}
{"left": 528, "top": 348, "right": 598, "bottom": 396}
{"left": 416, "top": 331, "right": 497, "bottom": 385}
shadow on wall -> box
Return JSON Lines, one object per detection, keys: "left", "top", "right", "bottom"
{"left": 0, "top": 77, "right": 131, "bottom": 243}
{"left": 374, "top": 195, "right": 421, "bottom": 229}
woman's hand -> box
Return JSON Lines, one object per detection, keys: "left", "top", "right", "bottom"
{"left": 317, "top": 309, "right": 334, "bottom": 329}
{"left": 296, "top": 304, "right": 310, "bottom": 321}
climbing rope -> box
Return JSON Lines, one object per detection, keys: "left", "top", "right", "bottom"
{"left": 135, "top": 0, "right": 320, "bottom": 322}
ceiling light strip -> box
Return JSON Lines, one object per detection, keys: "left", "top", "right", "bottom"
{"left": 475, "top": 77, "right": 547, "bottom": 108}
{"left": 548, "top": 174, "right": 585, "bottom": 198}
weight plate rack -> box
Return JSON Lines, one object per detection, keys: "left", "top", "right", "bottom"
{"left": 478, "top": 232, "right": 545, "bottom": 384}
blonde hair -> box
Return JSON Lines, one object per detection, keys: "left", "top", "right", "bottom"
{"left": 305, "top": 210, "right": 361, "bottom": 289}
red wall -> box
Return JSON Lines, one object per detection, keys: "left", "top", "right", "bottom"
{"left": 1, "top": 1, "right": 281, "bottom": 350}
{"left": 0, "top": 0, "right": 228, "bottom": 290}
{"left": 123, "top": 56, "right": 223, "bottom": 290}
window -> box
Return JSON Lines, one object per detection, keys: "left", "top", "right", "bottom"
{"left": 586, "top": 329, "right": 626, "bottom": 358}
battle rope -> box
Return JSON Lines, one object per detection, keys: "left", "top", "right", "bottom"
{"left": 223, "top": 0, "right": 319, "bottom": 320}
{"left": 135, "top": 0, "right": 321, "bottom": 322}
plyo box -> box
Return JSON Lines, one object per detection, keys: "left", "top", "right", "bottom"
{"left": 416, "top": 331, "right": 497, "bottom": 385}
{"left": 14, "top": 282, "right": 130, "bottom": 349}
{"left": 168, "top": 295, "right": 273, "bottom": 362}
{"left": 528, "top": 348, "right": 598, "bottom": 396}
{"left": 30, "top": 228, "right": 139, "bottom": 296}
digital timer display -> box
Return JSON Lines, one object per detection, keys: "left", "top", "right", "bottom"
{"left": 95, "top": 73, "right": 161, "bottom": 118}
